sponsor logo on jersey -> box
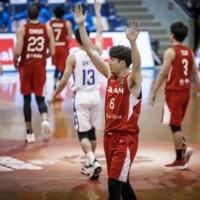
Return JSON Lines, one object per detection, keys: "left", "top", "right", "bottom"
{"left": 52, "top": 23, "right": 64, "bottom": 28}
{"left": 120, "top": 78, "right": 124, "bottom": 86}
{"left": 29, "top": 29, "right": 44, "bottom": 34}
{"left": 108, "top": 86, "right": 124, "bottom": 94}
{"left": 181, "top": 50, "right": 188, "bottom": 56}
{"left": 0, "top": 39, "right": 14, "bottom": 64}
{"left": 179, "top": 78, "right": 190, "bottom": 85}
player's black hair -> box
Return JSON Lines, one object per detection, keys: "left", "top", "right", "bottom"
{"left": 74, "top": 28, "right": 90, "bottom": 46}
{"left": 28, "top": 5, "right": 39, "bottom": 19}
{"left": 54, "top": 6, "right": 65, "bottom": 19}
{"left": 170, "top": 22, "right": 188, "bottom": 42}
{"left": 109, "top": 45, "right": 132, "bottom": 68}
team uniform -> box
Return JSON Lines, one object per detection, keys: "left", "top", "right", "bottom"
{"left": 162, "top": 45, "right": 193, "bottom": 126}
{"left": 71, "top": 50, "right": 101, "bottom": 132}
{"left": 50, "top": 19, "right": 69, "bottom": 72}
{"left": 104, "top": 73, "right": 142, "bottom": 182}
{"left": 19, "top": 22, "right": 49, "bottom": 96}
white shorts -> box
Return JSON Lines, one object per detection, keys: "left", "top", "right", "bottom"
{"left": 72, "top": 90, "right": 101, "bottom": 132}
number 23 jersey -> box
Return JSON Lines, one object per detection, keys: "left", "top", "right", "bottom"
{"left": 165, "top": 45, "right": 193, "bottom": 91}
{"left": 104, "top": 74, "right": 142, "bottom": 135}
{"left": 19, "top": 23, "right": 49, "bottom": 68}
{"left": 71, "top": 50, "right": 100, "bottom": 92}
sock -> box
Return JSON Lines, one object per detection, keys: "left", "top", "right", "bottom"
{"left": 85, "top": 157, "right": 90, "bottom": 167}
{"left": 27, "top": 129, "right": 33, "bottom": 134}
{"left": 176, "top": 149, "right": 183, "bottom": 160}
{"left": 86, "top": 151, "right": 95, "bottom": 165}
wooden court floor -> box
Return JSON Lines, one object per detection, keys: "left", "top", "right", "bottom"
{"left": 0, "top": 69, "right": 200, "bottom": 200}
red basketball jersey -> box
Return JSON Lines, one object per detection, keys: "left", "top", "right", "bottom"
{"left": 50, "top": 19, "right": 69, "bottom": 49}
{"left": 19, "top": 23, "right": 49, "bottom": 68}
{"left": 104, "top": 74, "right": 142, "bottom": 136}
{"left": 165, "top": 45, "right": 193, "bottom": 91}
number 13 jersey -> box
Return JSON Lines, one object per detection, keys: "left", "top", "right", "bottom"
{"left": 19, "top": 23, "right": 49, "bottom": 68}
{"left": 165, "top": 45, "right": 193, "bottom": 92}
{"left": 71, "top": 50, "right": 100, "bottom": 92}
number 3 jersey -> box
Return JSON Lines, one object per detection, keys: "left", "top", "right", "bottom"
{"left": 104, "top": 73, "right": 142, "bottom": 136}
{"left": 19, "top": 23, "right": 49, "bottom": 68}
{"left": 71, "top": 50, "right": 100, "bottom": 92}
{"left": 165, "top": 45, "right": 193, "bottom": 91}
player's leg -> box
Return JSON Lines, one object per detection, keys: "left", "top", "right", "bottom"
{"left": 20, "top": 67, "right": 35, "bottom": 143}
{"left": 54, "top": 68, "right": 59, "bottom": 90}
{"left": 121, "top": 180, "right": 137, "bottom": 200}
{"left": 33, "top": 67, "right": 50, "bottom": 143}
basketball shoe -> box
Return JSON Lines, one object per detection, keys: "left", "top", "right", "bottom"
{"left": 41, "top": 120, "right": 51, "bottom": 143}
{"left": 80, "top": 165, "right": 91, "bottom": 176}
{"left": 90, "top": 159, "right": 102, "bottom": 180}
{"left": 182, "top": 144, "right": 193, "bottom": 163}
{"left": 26, "top": 133, "right": 35, "bottom": 143}
{"left": 165, "top": 158, "right": 187, "bottom": 170}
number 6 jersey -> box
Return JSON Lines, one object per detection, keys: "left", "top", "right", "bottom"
{"left": 19, "top": 22, "right": 49, "bottom": 68}
{"left": 71, "top": 50, "right": 100, "bottom": 92}
{"left": 165, "top": 45, "right": 193, "bottom": 92}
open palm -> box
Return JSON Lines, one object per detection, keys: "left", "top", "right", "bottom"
{"left": 124, "top": 20, "right": 141, "bottom": 42}
{"left": 71, "top": 4, "right": 87, "bottom": 26}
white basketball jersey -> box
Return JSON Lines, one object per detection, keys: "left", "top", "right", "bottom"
{"left": 71, "top": 50, "right": 100, "bottom": 92}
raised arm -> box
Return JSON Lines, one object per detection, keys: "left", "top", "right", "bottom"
{"left": 13, "top": 26, "right": 24, "bottom": 69}
{"left": 94, "top": 1, "right": 103, "bottom": 55}
{"left": 125, "top": 21, "right": 142, "bottom": 97}
{"left": 71, "top": 4, "right": 110, "bottom": 78}
{"left": 150, "top": 48, "right": 174, "bottom": 105}
{"left": 47, "top": 54, "right": 76, "bottom": 106}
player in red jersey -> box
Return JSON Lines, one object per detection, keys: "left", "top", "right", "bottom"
{"left": 13, "top": 5, "right": 55, "bottom": 144}
{"left": 47, "top": 6, "right": 72, "bottom": 100}
{"left": 72, "top": 4, "right": 142, "bottom": 200}
{"left": 150, "top": 22, "right": 200, "bottom": 170}
{"left": 0, "top": 61, "right": 3, "bottom": 75}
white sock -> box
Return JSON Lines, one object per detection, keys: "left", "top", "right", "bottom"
{"left": 86, "top": 151, "right": 95, "bottom": 165}
{"left": 85, "top": 158, "right": 90, "bottom": 167}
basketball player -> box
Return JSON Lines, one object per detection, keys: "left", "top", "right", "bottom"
{"left": 47, "top": 6, "right": 72, "bottom": 100}
{"left": 47, "top": 1, "right": 103, "bottom": 180}
{"left": 71, "top": 5, "right": 142, "bottom": 200}
{"left": 150, "top": 22, "right": 200, "bottom": 170}
{"left": 13, "top": 5, "right": 55, "bottom": 143}
{"left": 0, "top": 61, "right": 3, "bottom": 75}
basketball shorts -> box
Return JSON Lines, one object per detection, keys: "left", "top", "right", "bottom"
{"left": 162, "top": 90, "right": 190, "bottom": 126}
{"left": 52, "top": 47, "right": 69, "bottom": 72}
{"left": 19, "top": 67, "right": 46, "bottom": 96}
{"left": 104, "top": 132, "right": 138, "bottom": 182}
{"left": 72, "top": 90, "right": 101, "bottom": 132}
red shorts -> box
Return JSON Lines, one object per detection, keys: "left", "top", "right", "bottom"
{"left": 52, "top": 46, "right": 69, "bottom": 72}
{"left": 162, "top": 90, "right": 190, "bottom": 126}
{"left": 104, "top": 132, "right": 138, "bottom": 182}
{"left": 19, "top": 67, "right": 46, "bottom": 96}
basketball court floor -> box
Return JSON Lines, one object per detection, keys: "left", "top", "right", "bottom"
{"left": 0, "top": 68, "right": 200, "bottom": 200}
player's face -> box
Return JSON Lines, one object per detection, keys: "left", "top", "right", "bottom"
{"left": 108, "top": 57, "right": 121, "bottom": 75}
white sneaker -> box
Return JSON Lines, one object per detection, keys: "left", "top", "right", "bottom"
{"left": 41, "top": 120, "right": 51, "bottom": 143}
{"left": 26, "top": 133, "right": 35, "bottom": 143}
{"left": 183, "top": 146, "right": 193, "bottom": 163}
{"left": 90, "top": 160, "right": 101, "bottom": 180}
{"left": 80, "top": 165, "right": 91, "bottom": 176}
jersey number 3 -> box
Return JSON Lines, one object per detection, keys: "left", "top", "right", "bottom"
{"left": 82, "top": 69, "right": 95, "bottom": 85}
{"left": 182, "top": 58, "right": 188, "bottom": 76}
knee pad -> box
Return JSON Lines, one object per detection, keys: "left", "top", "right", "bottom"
{"left": 88, "top": 127, "right": 96, "bottom": 141}
{"left": 78, "top": 131, "right": 89, "bottom": 141}
{"left": 170, "top": 125, "right": 181, "bottom": 133}
{"left": 108, "top": 178, "right": 122, "bottom": 198}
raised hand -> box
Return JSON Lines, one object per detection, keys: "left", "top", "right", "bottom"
{"left": 94, "top": 0, "right": 102, "bottom": 13}
{"left": 124, "top": 20, "right": 141, "bottom": 43}
{"left": 71, "top": 4, "right": 87, "bottom": 26}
